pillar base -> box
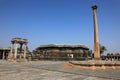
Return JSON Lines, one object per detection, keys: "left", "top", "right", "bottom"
{"left": 94, "top": 58, "right": 101, "bottom": 60}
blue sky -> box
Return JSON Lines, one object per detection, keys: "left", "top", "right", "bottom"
{"left": 0, "top": 0, "right": 120, "bottom": 54}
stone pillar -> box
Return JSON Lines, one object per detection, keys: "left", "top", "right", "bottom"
{"left": 8, "top": 43, "right": 14, "bottom": 60}
{"left": 92, "top": 5, "right": 100, "bottom": 60}
{"left": 117, "top": 56, "right": 119, "bottom": 61}
{"left": 2, "top": 51, "right": 5, "bottom": 60}
{"left": 20, "top": 43, "right": 23, "bottom": 59}
{"left": 10, "top": 43, "right": 13, "bottom": 55}
{"left": 14, "top": 43, "right": 18, "bottom": 59}
{"left": 23, "top": 44, "right": 27, "bottom": 59}
{"left": 20, "top": 43, "right": 23, "bottom": 52}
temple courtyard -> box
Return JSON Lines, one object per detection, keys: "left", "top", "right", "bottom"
{"left": 0, "top": 61, "right": 120, "bottom": 80}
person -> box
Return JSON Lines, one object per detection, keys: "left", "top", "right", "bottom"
{"left": 112, "top": 58, "right": 114, "bottom": 61}
{"left": 106, "top": 58, "right": 108, "bottom": 61}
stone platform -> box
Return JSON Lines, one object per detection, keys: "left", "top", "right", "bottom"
{"left": 69, "top": 60, "right": 120, "bottom": 69}
{"left": 0, "top": 61, "right": 120, "bottom": 80}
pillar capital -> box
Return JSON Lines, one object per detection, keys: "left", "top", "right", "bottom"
{"left": 91, "top": 5, "right": 98, "bottom": 10}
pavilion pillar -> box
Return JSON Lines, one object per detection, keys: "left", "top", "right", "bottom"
{"left": 92, "top": 5, "right": 100, "bottom": 60}
{"left": 10, "top": 43, "right": 14, "bottom": 55}
{"left": 2, "top": 51, "right": 5, "bottom": 60}
{"left": 14, "top": 43, "right": 18, "bottom": 59}
{"left": 19, "top": 43, "right": 23, "bottom": 59}
{"left": 23, "top": 44, "right": 27, "bottom": 59}
{"left": 117, "top": 56, "right": 119, "bottom": 61}
{"left": 114, "top": 56, "right": 115, "bottom": 60}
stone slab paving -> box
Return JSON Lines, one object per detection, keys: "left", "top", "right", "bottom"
{"left": 0, "top": 60, "right": 119, "bottom": 80}
{"left": 27, "top": 61, "right": 120, "bottom": 79}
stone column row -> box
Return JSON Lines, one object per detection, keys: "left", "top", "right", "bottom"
{"left": 2, "top": 50, "right": 9, "bottom": 60}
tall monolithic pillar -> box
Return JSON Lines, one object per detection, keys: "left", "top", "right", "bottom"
{"left": 91, "top": 5, "right": 100, "bottom": 60}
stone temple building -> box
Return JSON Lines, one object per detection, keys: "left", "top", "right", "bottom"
{"left": 34, "top": 44, "right": 91, "bottom": 60}
{"left": 0, "top": 48, "right": 10, "bottom": 60}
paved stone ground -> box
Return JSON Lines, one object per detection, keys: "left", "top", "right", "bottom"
{"left": 0, "top": 60, "right": 119, "bottom": 80}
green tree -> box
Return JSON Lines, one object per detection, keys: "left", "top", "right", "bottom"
{"left": 100, "top": 44, "right": 107, "bottom": 55}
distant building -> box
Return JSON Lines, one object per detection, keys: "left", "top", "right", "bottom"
{"left": 35, "top": 44, "right": 91, "bottom": 60}
{"left": 0, "top": 48, "right": 10, "bottom": 60}
{"left": 101, "top": 53, "right": 120, "bottom": 61}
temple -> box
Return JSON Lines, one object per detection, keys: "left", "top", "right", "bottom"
{"left": 33, "top": 44, "right": 91, "bottom": 60}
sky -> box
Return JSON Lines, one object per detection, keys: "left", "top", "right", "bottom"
{"left": 0, "top": 0, "right": 120, "bottom": 54}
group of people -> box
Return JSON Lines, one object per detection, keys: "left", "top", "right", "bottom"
{"left": 105, "top": 58, "right": 117, "bottom": 61}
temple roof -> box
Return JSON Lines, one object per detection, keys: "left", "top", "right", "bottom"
{"left": 40, "top": 44, "right": 89, "bottom": 49}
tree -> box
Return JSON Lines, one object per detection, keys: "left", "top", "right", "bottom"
{"left": 100, "top": 44, "right": 107, "bottom": 55}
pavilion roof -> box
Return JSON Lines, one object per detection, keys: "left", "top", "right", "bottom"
{"left": 11, "top": 37, "right": 28, "bottom": 44}
{"left": 0, "top": 48, "right": 10, "bottom": 50}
